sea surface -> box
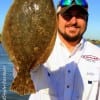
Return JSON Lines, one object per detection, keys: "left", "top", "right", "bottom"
{"left": 0, "top": 44, "right": 29, "bottom": 100}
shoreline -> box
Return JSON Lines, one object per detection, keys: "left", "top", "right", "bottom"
{"left": 0, "top": 34, "right": 100, "bottom": 45}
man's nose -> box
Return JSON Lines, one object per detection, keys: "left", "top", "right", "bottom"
{"left": 70, "top": 16, "right": 77, "bottom": 24}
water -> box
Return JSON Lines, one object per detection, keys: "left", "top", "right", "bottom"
{"left": 0, "top": 44, "right": 29, "bottom": 100}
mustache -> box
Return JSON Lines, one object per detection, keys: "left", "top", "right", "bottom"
{"left": 65, "top": 24, "right": 80, "bottom": 28}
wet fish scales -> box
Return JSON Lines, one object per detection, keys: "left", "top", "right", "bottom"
{"left": 2, "top": 0, "right": 56, "bottom": 95}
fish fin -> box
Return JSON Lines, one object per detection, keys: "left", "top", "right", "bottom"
{"left": 10, "top": 72, "right": 36, "bottom": 95}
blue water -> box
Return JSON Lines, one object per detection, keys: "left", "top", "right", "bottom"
{"left": 0, "top": 44, "right": 29, "bottom": 100}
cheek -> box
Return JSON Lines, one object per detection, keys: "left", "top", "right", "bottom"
{"left": 57, "top": 18, "right": 66, "bottom": 32}
{"left": 58, "top": 21, "right": 63, "bottom": 28}
{"left": 58, "top": 21, "right": 65, "bottom": 33}
{"left": 79, "top": 20, "right": 87, "bottom": 33}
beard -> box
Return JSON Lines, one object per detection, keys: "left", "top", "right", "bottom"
{"left": 58, "top": 28, "right": 83, "bottom": 42}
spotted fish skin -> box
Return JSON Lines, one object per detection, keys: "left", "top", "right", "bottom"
{"left": 2, "top": 0, "right": 56, "bottom": 95}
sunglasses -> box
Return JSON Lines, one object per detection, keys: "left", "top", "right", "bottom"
{"left": 59, "top": 0, "right": 88, "bottom": 8}
{"left": 61, "top": 11, "right": 88, "bottom": 20}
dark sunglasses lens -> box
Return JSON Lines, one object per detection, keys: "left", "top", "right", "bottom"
{"left": 61, "top": 13, "right": 72, "bottom": 20}
{"left": 77, "top": 13, "right": 88, "bottom": 20}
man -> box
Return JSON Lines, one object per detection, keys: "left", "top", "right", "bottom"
{"left": 15, "top": 0, "right": 100, "bottom": 100}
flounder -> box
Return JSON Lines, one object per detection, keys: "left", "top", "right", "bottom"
{"left": 2, "top": 0, "right": 56, "bottom": 95}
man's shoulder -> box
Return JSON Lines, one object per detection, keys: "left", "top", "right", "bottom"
{"left": 83, "top": 41, "right": 100, "bottom": 58}
{"left": 85, "top": 41, "right": 100, "bottom": 51}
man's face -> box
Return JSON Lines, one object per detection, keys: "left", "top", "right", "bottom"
{"left": 57, "top": 6, "right": 88, "bottom": 42}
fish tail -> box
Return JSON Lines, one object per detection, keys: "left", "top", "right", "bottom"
{"left": 10, "top": 72, "right": 36, "bottom": 95}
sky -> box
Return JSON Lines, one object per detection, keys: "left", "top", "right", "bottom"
{"left": 0, "top": 0, "right": 100, "bottom": 40}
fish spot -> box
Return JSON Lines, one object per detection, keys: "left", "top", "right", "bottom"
{"left": 33, "top": 4, "right": 39, "bottom": 11}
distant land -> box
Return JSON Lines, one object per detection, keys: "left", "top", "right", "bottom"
{"left": 0, "top": 33, "right": 1, "bottom": 43}
{"left": 86, "top": 39, "right": 100, "bottom": 45}
{"left": 0, "top": 33, "right": 100, "bottom": 45}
